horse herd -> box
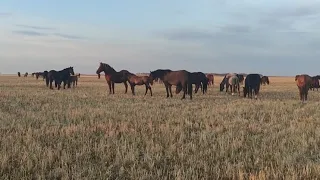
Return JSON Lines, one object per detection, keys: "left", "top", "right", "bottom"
{"left": 16, "top": 62, "right": 320, "bottom": 102}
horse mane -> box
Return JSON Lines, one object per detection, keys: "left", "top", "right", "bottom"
{"left": 100, "top": 63, "right": 117, "bottom": 73}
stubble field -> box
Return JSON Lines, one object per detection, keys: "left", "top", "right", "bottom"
{"left": 1, "top": 75, "right": 320, "bottom": 179}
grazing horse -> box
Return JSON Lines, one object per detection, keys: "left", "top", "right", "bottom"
{"left": 69, "top": 75, "right": 79, "bottom": 87}
{"left": 238, "top": 74, "right": 245, "bottom": 84}
{"left": 243, "top": 74, "right": 261, "bottom": 99}
{"left": 150, "top": 69, "right": 192, "bottom": 99}
{"left": 96, "top": 62, "right": 131, "bottom": 94}
{"left": 47, "top": 67, "right": 75, "bottom": 90}
{"left": 127, "top": 74, "right": 153, "bottom": 96}
{"left": 17, "top": 72, "right": 21, "bottom": 77}
{"left": 24, "top": 72, "right": 28, "bottom": 77}
{"left": 206, "top": 74, "right": 214, "bottom": 86}
{"left": 191, "top": 72, "right": 209, "bottom": 94}
{"left": 261, "top": 76, "right": 270, "bottom": 85}
{"left": 220, "top": 73, "right": 240, "bottom": 95}
{"left": 310, "top": 76, "right": 320, "bottom": 91}
{"left": 295, "top": 74, "right": 312, "bottom": 102}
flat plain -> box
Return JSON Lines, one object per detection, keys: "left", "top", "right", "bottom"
{"left": 1, "top": 75, "right": 320, "bottom": 179}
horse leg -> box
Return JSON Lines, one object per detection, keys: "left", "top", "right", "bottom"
{"left": 144, "top": 84, "right": 148, "bottom": 96}
{"left": 49, "top": 79, "right": 54, "bottom": 89}
{"left": 107, "top": 81, "right": 112, "bottom": 94}
{"left": 149, "top": 85, "right": 153, "bottom": 96}
{"left": 112, "top": 82, "right": 115, "bottom": 94}
{"left": 194, "top": 84, "right": 198, "bottom": 94}
{"left": 169, "top": 85, "right": 173, "bottom": 97}
{"left": 164, "top": 83, "right": 170, "bottom": 98}
{"left": 130, "top": 84, "right": 135, "bottom": 95}
{"left": 238, "top": 83, "right": 240, "bottom": 96}
{"left": 305, "top": 87, "right": 308, "bottom": 102}
{"left": 181, "top": 83, "right": 186, "bottom": 100}
{"left": 231, "top": 85, "right": 235, "bottom": 95}
{"left": 124, "top": 82, "right": 128, "bottom": 94}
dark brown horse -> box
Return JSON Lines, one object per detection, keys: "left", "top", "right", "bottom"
{"left": 46, "top": 67, "right": 75, "bottom": 90}
{"left": 150, "top": 69, "right": 192, "bottom": 99}
{"left": 238, "top": 74, "right": 245, "bottom": 84}
{"left": 261, "top": 76, "right": 270, "bottom": 85}
{"left": 69, "top": 74, "right": 79, "bottom": 87}
{"left": 243, "top": 74, "right": 261, "bottom": 99}
{"left": 206, "top": 74, "right": 214, "bottom": 86}
{"left": 192, "top": 72, "right": 209, "bottom": 94}
{"left": 295, "top": 74, "right": 312, "bottom": 102}
{"left": 176, "top": 72, "right": 208, "bottom": 95}
{"left": 96, "top": 62, "right": 131, "bottom": 94}
{"left": 17, "top": 72, "right": 21, "bottom": 77}
{"left": 310, "top": 76, "right": 320, "bottom": 91}
{"left": 127, "top": 74, "right": 153, "bottom": 96}
{"left": 24, "top": 72, "right": 28, "bottom": 77}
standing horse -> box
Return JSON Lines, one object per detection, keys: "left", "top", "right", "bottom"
{"left": 150, "top": 69, "right": 192, "bottom": 99}
{"left": 295, "top": 74, "right": 312, "bottom": 102}
{"left": 17, "top": 72, "right": 21, "bottom": 77}
{"left": 69, "top": 74, "right": 79, "bottom": 87}
{"left": 310, "top": 76, "right": 320, "bottom": 91}
{"left": 261, "top": 76, "right": 270, "bottom": 85}
{"left": 24, "top": 72, "right": 28, "bottom": 77}
{"left": 96, "top": 62, "right": 131, "bottom": 94}
{"left": 46, "top": 67, "right": 75, "bottom": 90}
{"left": 127, "top": 74, "right": 153, "bottom": 96}
{"left": 206, "top": 74, "right": 214, "bottom": 86}
{"left": 243, "top": 74, "right": 261, "bottom": 99}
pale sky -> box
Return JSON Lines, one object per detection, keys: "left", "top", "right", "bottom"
{"left": 1, "top": 0, "right": 320, "bottom": 75}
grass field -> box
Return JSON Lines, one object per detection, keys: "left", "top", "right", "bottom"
{"left": 1, "top": 75, "right": 320, "bottom": 179}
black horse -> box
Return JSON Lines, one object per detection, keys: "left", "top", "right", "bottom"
{"left": 46, "top": 67, "right": 75, "bottom": 90}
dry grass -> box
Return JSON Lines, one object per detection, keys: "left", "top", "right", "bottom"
{"left": 1, "top": 75, "right": 320, "bottom": 179}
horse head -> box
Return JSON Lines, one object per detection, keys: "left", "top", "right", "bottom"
{"left": 68, "top": 67, "right": 75, "bottom": 75}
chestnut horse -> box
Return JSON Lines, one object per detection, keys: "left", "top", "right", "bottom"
{"left": 206, "top": 74, "right": 214, "bottom": 86}
{"left": 150, "top": 69, "right": 192, "bottom": 99}
{"left": 295, "top": 74, "right": 312, "bottom": 102}
{"left": 261, "top": 76, "right": 270, "bottom": 85}
{"left": 96, "top": 62, "right": 131, "bottom": 94}
{"left": 127, "top": 74, "right": 153, "bottom": 96}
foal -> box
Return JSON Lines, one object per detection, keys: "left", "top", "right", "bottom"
{"left": 127, "top": 74, "right": 153, "bottom": 96}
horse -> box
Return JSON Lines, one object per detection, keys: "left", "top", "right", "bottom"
{"left": 206, "top": 74, "right": 214, "bottom": 86}
{"left": 127, "top": 74, "right": 153, "bottom": 96}
{"left": 17, "top": 72, "right": 21, "bottom": 77}
{"left": 24, "top": 72, "right": 28, "bottom": 77}
{"left": 243, "top": 74, "right": 261, "bottom": 99}
{"left": 261, "top": 76, "right": 270, "bottom": 85}
{"left": 295, "top": 74, "right": 312, "bottom": 102}
{"left": 310, "top": 76, "right": 320, "bottom": 91}
{"left": 69, "top": 74, "right": 79, "bottom": 88}
{"left": 46, "top": 67, "right": 75, "bottom": 90}
{"left": 238, "top": 74, "right": 245, "bottom": 84}
{"left": 220, "top": 73, "right": 240, "bottom": 95}
{"left": 96, "top": 62, "right": 131, "bottom": 94}
{"left": 191, "top": 72, "right": 209, "bottom": 94}
{"left": 176, "top": 72, "right": 208, "bottom": 95}
{"left": 149, "top": 69, "right": 192, "bottom": 99}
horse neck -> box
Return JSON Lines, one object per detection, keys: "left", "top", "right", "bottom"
{"left": 103, "top": 66, "right": 117, "bottom": 74}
